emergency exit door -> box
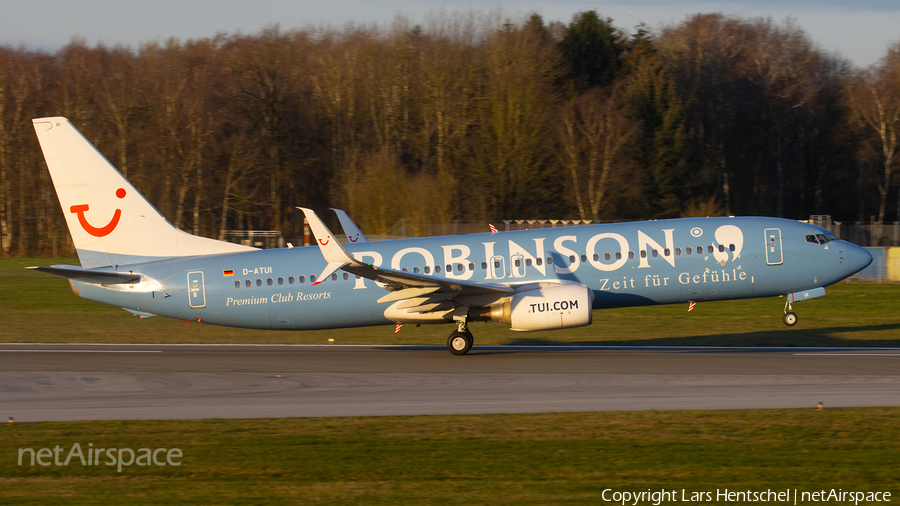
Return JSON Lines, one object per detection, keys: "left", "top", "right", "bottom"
{"left": 188, "top": 271, "right": 206, "bottom": 308}
{"left": 764, "top": 228, "right": 783, "bottom": 265}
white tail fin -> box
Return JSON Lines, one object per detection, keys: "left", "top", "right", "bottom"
{"left": 33, "top": 117, "right": 255, "bottom": 268}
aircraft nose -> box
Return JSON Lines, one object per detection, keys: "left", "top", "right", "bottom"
{"left": 843, "top": 243, "right": 873, "bottom": 276}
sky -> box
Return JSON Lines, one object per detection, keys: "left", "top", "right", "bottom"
{"left": 1, "top": 0, "right": 898, "bottom": 68}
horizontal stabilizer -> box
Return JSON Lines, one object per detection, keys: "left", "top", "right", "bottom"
{"left": 26, "top": 265, "right": 141, "bottom": 284}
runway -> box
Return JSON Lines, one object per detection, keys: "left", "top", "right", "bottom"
{"left": 2, "top": 344, "right": 900, "bottom": 422}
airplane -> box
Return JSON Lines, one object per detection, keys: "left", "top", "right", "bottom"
{"left": 29, "top": 117, "right": 873, "bottom": 355}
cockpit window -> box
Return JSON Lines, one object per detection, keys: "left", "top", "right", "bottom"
{"left": 806, "top": 233, "right": 839, "bottom": 245}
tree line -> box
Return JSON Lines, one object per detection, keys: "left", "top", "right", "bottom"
{"left": 2, "top": 11, "right": 900, "bottom": 256}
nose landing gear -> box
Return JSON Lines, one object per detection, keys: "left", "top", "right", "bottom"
{"left": 783, "top": 299, "right": 798, "bottom": 327}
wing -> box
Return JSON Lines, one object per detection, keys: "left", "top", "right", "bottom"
{"left": 298, "top": 208, "right": 514, "bottom": 322}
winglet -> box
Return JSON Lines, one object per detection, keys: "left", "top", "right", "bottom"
{"left": 298, "top": 207, "right": 362, "bottom": 285}
{"left": 330, "top": 208, "right": 369, "bottom": 243}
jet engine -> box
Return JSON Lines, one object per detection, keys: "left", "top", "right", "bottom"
{"left": 469, "top": 283, "right": 593, "bottom": 331}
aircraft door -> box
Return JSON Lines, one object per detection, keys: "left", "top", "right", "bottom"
{"left": 510, "top": 254, "right": 525, "bottom": 278}
{"left": 187, "top": 271, "right": 207, "bottom": 308}
{"left": 764, "top": 228, "right": 783, "bottom": 265}
{"left": 490, "top": 255, "right": 506, "bottom": 279}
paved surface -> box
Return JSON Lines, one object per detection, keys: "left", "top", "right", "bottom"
{"left": 2, "top": 344, "right": 899, "bottom": 422}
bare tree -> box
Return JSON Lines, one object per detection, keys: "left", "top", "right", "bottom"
{"left": 557, "top": 85, "right": 638, "bottom": 221}
{"left": 849, "top": 46, "right": 900, "bottom": 243}
{"left": 0, "top": 51, "right": 31, "bottom": 254}
{"left": 309, "top": 31, "right": 363, "bottom": 216}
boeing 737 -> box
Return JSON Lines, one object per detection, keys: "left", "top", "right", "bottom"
{"left": 29, "top": 117, "right": 873, "bottom": 355}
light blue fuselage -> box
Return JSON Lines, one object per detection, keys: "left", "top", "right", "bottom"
{"left": 72, "top": 217, "right": 872, "bottom": 331}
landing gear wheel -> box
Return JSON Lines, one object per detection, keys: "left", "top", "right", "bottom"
{"left": 447, "top": 331, "right": 473, "bottom": 356}
{"left": 783, "top": 311, "right": 798, "bottom": 327}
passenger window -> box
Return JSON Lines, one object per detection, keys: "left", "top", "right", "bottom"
{"left": 525, "top": 259, "right": 532, "bottom": 267}
{"left": 580, "top": 254, "right": 587, "bottom": 263}
{"left": 481, "top": 262, "right": 487, "bottom": 270}
{"left": 299, "top": 275, "right": 306, "bottom": 284}
{"left": 675, "top": 247, "right": 682, "bottom": 256}
{"left": 686, "top": 247, "right": 692, "bottom": 255}
{"left": 331, "top": 273, "right": 338, "bottom": 281}
{"left": 267, "top": 278, "right": 273, "bottom": 286}
{"left": 256, "top": 279, "right": 262, "bottom": 287}
{"left": 310, "top": 275, "right": 316, "bottom": 283}
{"left": 652, "top": 250, "right": 659, "bottom": 258}
{"left": 343, "top": 272, "right": 349, "bottom": 280}
{"left": 234, "top": 280, "right": 241, "bottom": 289}
{"left": 640, "top": 250, "right": 647, "bottom": 259}
{"left": 289, "top": 276, "right": 295, "bottom": 284}
{"left": 569, "top": 255, "right": 576, "bottom": 263}
{"left": 536, "top": 258, "right": 543, "bottom": 266}
{"left": 605, "top": 253, "right": 611, "bottom": 261}
{"left": 547, "top": 257, "right": 553, "bottom": 265}
{"left": 447, "top": 264, "right": 452, "bottom": 272}
{"left": 593, "top": 253, "right": 600, "bottom": 261}
{"left": 615, "top": 252, "right": 622, "bottom": 260}
{"left": 278, "top": 277, "right": 284, "bottom": 285}
{"left": 494, "top": 261, "right": 500, "bottom": 269}
{"left": 414, "top": 267, "right": 420, "bottom": 274}
{"left": 457, "top": 264, "right": 463, "bottom": 272}
{"left": 469, "top": 263, "right": 475, "bottom": 271}
{"left": 435, "top": 265, "right": 442, "bottom": 273}
{"left": 707, "top": 245, "right": 714, "bottom": 253}
{"left": 664, "top": 248, "right": 670, "bottom": 256}
{"left": 425, "top": 266, "right": 431, "bottom": 274}
{"left": 729, "top": 244, "right": 735, "bottom": 251}
{"left": 402, "top": 267, "right": 408, "bottom": 272}
{"left": 697, "top": 246, "right": 703, "bottom": 254}
{"left": 245, "top": 279, "right": 251, "bottom": 288}
{"left": 718, "top": 245, "right": 725, "bottom": 252}
{"left": 514, "top": 259, "right": 521, "bottom": 267}
{"left": 628, "top": 251, "right": 635, "bottom": 259}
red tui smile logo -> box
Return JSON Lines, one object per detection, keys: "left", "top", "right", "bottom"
{"left": 70, "top": 188, "right": 126, "bottom": 237}
{"left": 318, "top": 236, "right": 331, "bottom": 246}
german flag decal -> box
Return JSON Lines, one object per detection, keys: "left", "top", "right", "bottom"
{"left": 223, "top": 270, "right": 234, "bottom": 276}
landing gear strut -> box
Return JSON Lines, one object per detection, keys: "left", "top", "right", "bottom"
{"left": 447, "top": 320, "right": 473, "bottom": 355}
{"left": 783, "top": 299, "right": 798, "bottom": 327}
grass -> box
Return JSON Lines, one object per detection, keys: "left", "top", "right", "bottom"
{"left": 1, "top": 258, "right": 899, "bottom": 346}
{"left": 1, "top": 409, "right": 898, "bottom": 505}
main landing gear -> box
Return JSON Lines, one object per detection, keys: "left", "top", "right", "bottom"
{"left": 783, "top": 299, "right": 798, "bottom": 327}
{"left": 447, "top": 320, "right": 473, "bottom": 356}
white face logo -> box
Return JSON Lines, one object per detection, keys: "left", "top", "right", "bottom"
{"left": 713, "top": 225, "right": 743, "bottom": 264}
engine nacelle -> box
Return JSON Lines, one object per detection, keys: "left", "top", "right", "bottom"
{"left": 470, "top": 283, "right": 593, "bottom": 331}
